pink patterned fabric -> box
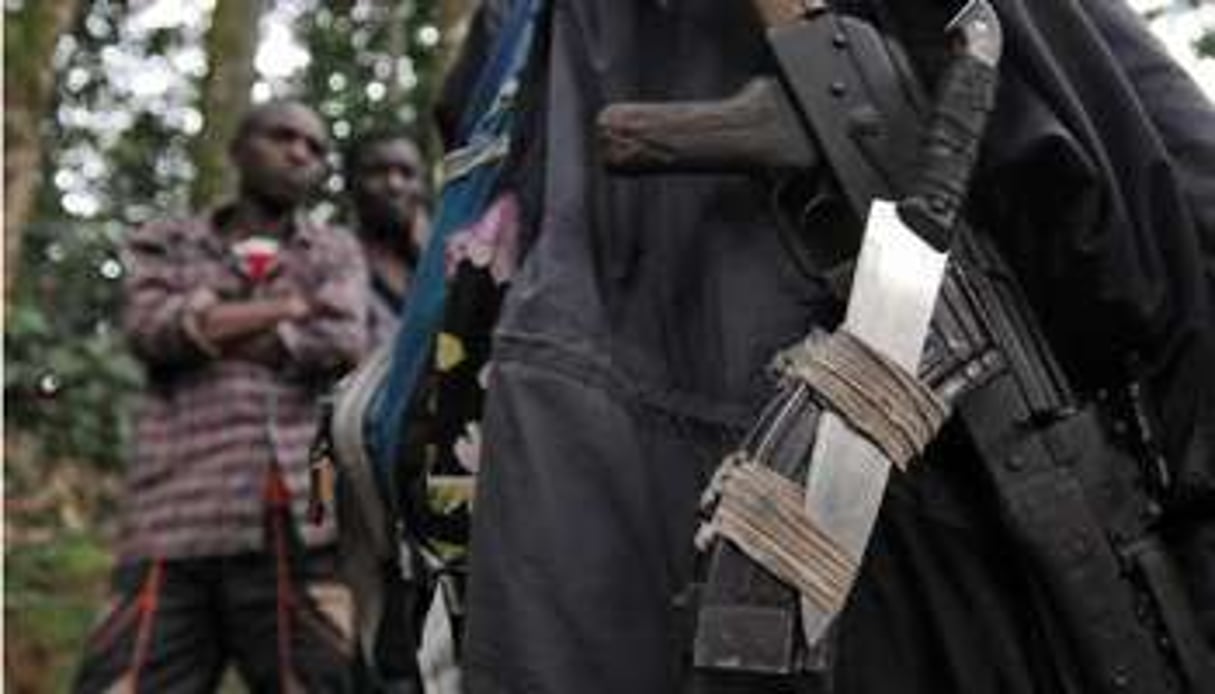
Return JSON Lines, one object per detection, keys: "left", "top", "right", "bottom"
{"left": 444, "top": 192, "right": 521, "bottom": 285}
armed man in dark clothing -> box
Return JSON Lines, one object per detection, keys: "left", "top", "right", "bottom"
{"left": 74, "top": 99, "right": 368, "bottom": 693}
{"left": 439, "top": 1, "right": 1215, "bottom": 693}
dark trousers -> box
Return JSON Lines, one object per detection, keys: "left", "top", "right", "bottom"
{"left": 73, "top": 548, "right": 354, "bottom": 694}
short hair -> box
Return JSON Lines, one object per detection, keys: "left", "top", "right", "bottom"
{"left": 342, "top": 127, "right": 423, "bottom": 184}
{"left": 230, "top": 99, "right": 320, "bottom": 151}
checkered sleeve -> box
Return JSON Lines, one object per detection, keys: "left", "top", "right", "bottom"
{"left": 277, "top": 227, "right": 370, "bottom": 374}
{"left": 122, "top": 221, "right": 218, "bottom": 368}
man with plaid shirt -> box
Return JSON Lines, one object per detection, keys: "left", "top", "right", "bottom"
{"left": 74, "top": 100, "right": 368, "bottom": 693}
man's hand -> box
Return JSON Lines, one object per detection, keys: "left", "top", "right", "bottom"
{"left": 185, "top": 292, "right": 314, "bottom": 357}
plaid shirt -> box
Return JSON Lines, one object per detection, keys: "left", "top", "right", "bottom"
{"left": 116, "top": 210, "right": 369, "bottom": 560}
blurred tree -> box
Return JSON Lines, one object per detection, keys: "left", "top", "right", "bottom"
{"left": 191, "top": 0, "right": 266, "bottom": 207}
{"left": 4, "top": 0, "right": 84, "bottom": 297}
{"left": 1139, "top": 0, "right": 1215, "bottom": 63}
{"left": 1196, "top": 28, "right": 1214, "bottom": 59}
{"left": 438, "top": 0, "right": 476, "bottom": 70}
{"left": 297, "top": 0, "right": 441, "bottom": 137}
{"left": 43, "top": 0, "right": 205, "bottom": 226}
{"left": 4, "top": 220, "right": 142, "bottom": 473}
{"left": 5, "top": 0, "right": 207, "bottom": 470}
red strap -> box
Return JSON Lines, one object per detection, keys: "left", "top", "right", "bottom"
{"left": 128, "top": 559, "right": 165, "bottom": 693}
{"left": 263, "top": 463, "right": 293, "bottom": 508}
{"left": 268, "top": 462, "right": 297, "bottom": 692}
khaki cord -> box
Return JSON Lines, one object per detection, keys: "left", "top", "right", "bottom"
{"left": 700, "top": 455, "right": 858, "bottom": 612}
{"left": 776, "top": 330, "right": 947, "bottom": 470}
{"left": 698, "top": 330, "right": 946, "bottom": 609}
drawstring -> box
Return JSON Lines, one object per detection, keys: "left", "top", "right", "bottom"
{"left": 263, "top": 387, "right": 299, "bottom": 693}
{"left": 265, "top": 461, "right": 297, "bottom": 694}
{"left": 128, "top": 558, "right": 166, "bottom": 693}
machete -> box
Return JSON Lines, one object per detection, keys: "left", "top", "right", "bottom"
{"left": 756, "top": 0, "right": 1004, "bottom": 646}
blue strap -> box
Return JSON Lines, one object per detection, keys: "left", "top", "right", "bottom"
{"left": 367, "top": 0, "right": 544, "bottom": 503}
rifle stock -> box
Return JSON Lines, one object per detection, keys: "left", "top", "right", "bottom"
{"left": 598, "top": 78, "right": 817, "bottom": 174}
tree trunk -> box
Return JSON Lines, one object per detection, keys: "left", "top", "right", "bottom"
{"left": 4, "top": 0, "right": 82, "bottom": 299}
{"left": 438, "top": 0, "right": 477, "bottom": 72}
{"left": 190, "top": 0, "right": 263, "bottom": 208}
{"left": 385, "top": 1, "right": 408, "bottom": 107}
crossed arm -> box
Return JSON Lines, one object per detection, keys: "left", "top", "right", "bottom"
{"left": 122, "top": 222, "right": 369, "bottom": 375}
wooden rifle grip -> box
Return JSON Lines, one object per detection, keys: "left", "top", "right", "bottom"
{"left": 597, "top": 78, "right": 816, "bottom": 174}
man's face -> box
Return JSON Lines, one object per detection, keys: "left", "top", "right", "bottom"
{"left": 351, "top": 138, "right": 426, "bottom": 239}
{"left": 234, "top": 103, "right": 329, "bottom": 210}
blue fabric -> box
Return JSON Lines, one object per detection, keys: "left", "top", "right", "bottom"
{"left": 366, "top": 0, "right": 544, "bottom": 506}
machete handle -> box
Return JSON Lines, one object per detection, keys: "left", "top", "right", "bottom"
{"left": 898, "top": 0, "right": 1002, "bottom": 249}
{"left": 597, "top": 77, "right": 818, "bottom": 174}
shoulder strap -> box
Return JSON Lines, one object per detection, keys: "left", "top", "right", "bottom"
{"left": 367, "top": 0, "right": 547, "bottom": 508}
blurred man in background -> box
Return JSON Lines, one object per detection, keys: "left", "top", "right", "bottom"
{"left": 346, "top": 129, "right": 429, "bottom": 346}
{"left": 74, "top": 99, "right": 368, "bottom": 693}
{"left": 337, "top": 128, "right": 433, "bottom": 693}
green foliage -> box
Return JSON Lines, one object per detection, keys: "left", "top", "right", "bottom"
{"left": 5, "top": 532, "right": 113, "bottom": 694}
{"left": 45, "top": 0, "right": 201, "bottom": 226}
{"left": 293, "top": 0, "right": 444, "bottom": 219}
{"left": 3, "top": 0, "right": 78, "bottom": 102}
{"left": 297, "top": 1, "right": 442, "bottom": 138}
{"left": 1195, "top": 29, "right": 1215, "bottom": 59}
{"left": 5, "top": 0, "right": 196, "bottom": 471}
{"left": 4, "top": 220, "right": 143, "bottom": 471}
{"left": 6, "top": 533, "right": 112, "bottom": 599}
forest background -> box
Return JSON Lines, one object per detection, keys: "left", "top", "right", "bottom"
{"left": 3, "top": 1, "right": 1212, "bottom": 691}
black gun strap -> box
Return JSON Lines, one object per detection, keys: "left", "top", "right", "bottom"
{"left": 946, "top": 232, "right": 1184, "bottom": 694}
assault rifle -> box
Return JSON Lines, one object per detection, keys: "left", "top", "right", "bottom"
{"left": 596, "top": 1, "right": 1214, "bottom": 692}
